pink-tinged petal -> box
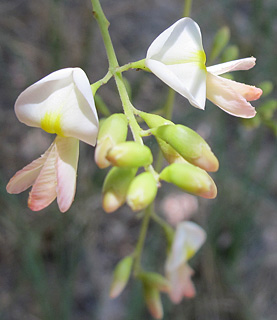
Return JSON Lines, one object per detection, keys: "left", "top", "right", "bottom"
{"left": 206, "top": 72, "right": 257, "bottom": 118}
{"left": 214, "top": 76, "right": 262, "bottom": 101}
{"left": 167, "top": 264, "right": 196, "bottom": 304}
{"left": 181, "top": 264, "right": 196, "bottom": 298}
{"left": 28, "top": 143, "right": 58, "bottom": 211}
{"left": 6, "top": 143, "right": 53, "bottom": 194}
{"left": 207, "top": 57, "right": 256, "bottom": 76}
{"left": 55, "top": 136, "right": 79, "bottom": 213}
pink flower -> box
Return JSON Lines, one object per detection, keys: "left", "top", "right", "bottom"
{"left": 7, "top": 68, "right": 99, "bottom": 212}
{"left": 146, "top": 18, "right": 262, "bottom": 118}
{"left": 165, "top": 221, "right": 206, "bottom": 303}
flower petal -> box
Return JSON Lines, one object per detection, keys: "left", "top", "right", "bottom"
{"left": 146, "top": 59, "right": 206, "bottom": 109}
{"left": 146, "top": 18, "right": 204, "bottom": 65}
{"left": 165, "top": 221, "right": 206, "bottom": 272}
{"left": 146, "top": 17, "right": 207, "bottom": 109}
{"left": 206, "top": 72, "right": 257, "bottom": 118}
{"left": 55, "top": 136, "right": 79, "bottom": 213}
{"left": 15, "top": 68, "right": 99, "bottom": 146}
{"left": 167, "top": 264, "right": 196, "bottom": 304}
{"left": 6, "top": 143, "right": 53, "bottom": 194}
{"left": 207, "top": 57, "right": 256, "bottom": 76}
{"left": 28, "top": 142, "right": 58, "bottom": 211}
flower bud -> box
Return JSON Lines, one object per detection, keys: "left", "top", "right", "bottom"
{"left": 95, "top": 113, "right": 128, "bottom": 168}
{"left": 138, "top": 272, "right": 171, "bottom": 292}
{"left": 102, "top": 167, "right": 137, "bottom": 213}
{"left": 139, "top": 111, "right": 174, "bottom": 128}
{"left": 109, "top": 256, "right": 133, "bottom": 299}
{"left": 143, "top": 284, "right": 163, "bottom": 319}
{"left": 152, "top": 124, "right": 219, "bottom": 172}
{"left": 160, "top": 163, "right": 217, "bottom": 199}
{"left": 210, "top": 26, "right": 230, "bottom": 62}
{"left": 106, "top": 142, "right": 153, "bottom": 168}
{"left": 126, "top": 172, "right": 157, "bottom": 211}
{"left": 139, "top": 112, "right": 186, "bottom": 164}
{"left": 221, "top": 45, "right": 239, "bottom": 62}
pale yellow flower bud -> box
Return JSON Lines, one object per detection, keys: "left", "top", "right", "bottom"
{"left": 95, "top": 113, "right": 128, "bottom": 168}
{"left": 126, "top": 172, "right": 157, "bottom": 211}
{"left": 160, "top": 163, "right": 217, "bottom": 199}
{"left": 106, "top": 142, "right": 153, "bottom": 168}
{"left": 102, "top": 167, "right": 137, "bottom": 213}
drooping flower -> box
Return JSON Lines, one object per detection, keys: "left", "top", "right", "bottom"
{"left": 7, "top": 68, "right": 99, "bottom": 212}
{"left": 146, "top": 18, "right": 262, "bottom": 118}
{"left": 165, "top": 221, "right": 206, "bottom": 303}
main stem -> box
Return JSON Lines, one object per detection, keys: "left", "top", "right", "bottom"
{"left": 91, "top": 0, "right": 142, "bottom": 144}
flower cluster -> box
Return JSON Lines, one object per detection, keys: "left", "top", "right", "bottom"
{"left": 6, "top": 14, "right": 262, "bottom": 320}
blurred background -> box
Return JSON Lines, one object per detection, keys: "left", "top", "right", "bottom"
{"left": 1, "top": 0, "right": 277, "bottom": 319}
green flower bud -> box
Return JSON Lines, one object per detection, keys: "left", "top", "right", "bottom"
{"left": 109, "top": 256, "right": 133, "bottom": 299}
{"left": 139, "top": 112, "right": 185, "bottom": 163}
{"left": 152, "top": 125, "right": 219, "bottom": 172}
{"left": 160, "top": 163, "right": 217, "bottom": 199}
{"left": 143, "top": 283, "right": 163, "bottom": 319}
{"left": 138, "top": 272, "right": 171, "bottom": 292}
{"left": 95, "top": 113, "right": 128, "bottom": 168}
{"left": 259, "top": 99, "right": 277, "bottom": 120}
{"left": 221, "top": 45, "right": 239, "bottom": 63}
{"left": 139, "top": 111, "right": 174, "bottom": 128}
{"left": 126, "top": 172, "right": 157, "bottom": 211}
{"left": 210, "top": 26, "right": 230, "bottom": 63}
{"left": 102, "top": 167, "right": 137, "bottom": 213}
{"left": 106, "top": 142, "right": 153, "bottom": 168}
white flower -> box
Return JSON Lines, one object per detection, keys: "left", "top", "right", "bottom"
{"left": 7, "top": 68, "right": 99, "bottom": 212}
{"left": 146, "top": 18, "right": 262, "bottom": 118}
{"left": 15, "top": 68, "right": 98, "bottom": 145}
{"left": 165, "top": 221, "right": 206, "bottom": 303}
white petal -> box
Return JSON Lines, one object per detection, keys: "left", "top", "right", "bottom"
{"left": 146, "top": 59, "right": 206, "bottom": 109}
{"left": 206, "top": 72, "right": 257, "bottom": 118}
{"left": 165, "top": 221, "right": 206, "bottom": 272}
{"left": 15, "top": 68, "right": 99, "bottom": 146}
{"left": 207, "top": 57, "right": 256, "bottom": 76}
{"left": 28, "top": 142, "right": 58, "bottom": 211}
{"left": 146, "top": 17, "right": 204, "bottom": 65}
{"left": 146, "top": 18, "right": 207, "bottom": 109}
{"left": 55, "top": 136, "right": 79, "bottom": 213}
{"left": 6, "top": 143, "right": 53, "bottom": 194}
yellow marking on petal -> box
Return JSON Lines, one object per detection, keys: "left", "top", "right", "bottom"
{"left": 164, "top": 50, "right": 207, "bottom": 70}
{"left": 185, "top": 245, "right": 195, "bottom": 261}
{"left": 41, "top": 111, "right": 64, "bottom": 136}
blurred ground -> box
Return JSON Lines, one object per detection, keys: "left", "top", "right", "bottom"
{"left": 0, "top": 0, "right": 277, "bottom": 319}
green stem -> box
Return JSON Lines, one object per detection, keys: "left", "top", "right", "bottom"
{"left": 91, "top": 70, "right": 112, "bottom": 95}
{"left": 183, "top": 0, "right": 193, "bottom": 17}
{"left": 116, "top": 59, "right": 150, "bottom": 73}
{"left": 133, "top": 205, "right": 153, "bottom": 276}
{"left": 164, "top": 88, "right": 175, "bottom": 120}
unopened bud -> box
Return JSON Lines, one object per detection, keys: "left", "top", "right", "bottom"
{"left": 152, "top": 125, "right": 219, "bottom": 172}
{"left": 160, "top": 163, "right": 217, "bottom": 199}
{"left": 110, "top": 256, "right": 133, "bottom": 299}
{"left": 102, "top": 167, "right": 137, "bottom": 213}
{"left": 95, "top": 113, "right": 128, "bottom": 168}
{"left": 106, "top": 142, "right": 153, "bottom": 168}
{"left": 222, "top": 45, "right": 239, "bottom": 63}
{"left": 138, "top": 272, "right": 171, "bottom": 292}
{"left": 139, "top": 111, "right": 174, "bottom": 128}
{"left": 126, "top": 172, "right": 158, "bottom": 211}
{"left": 210, "top": 26, "right": 230, "bottom": 62}
{"left": 143, "top": 284, "right": 163, "bottom": 319}
{"left": 139, "top": 112, "right": 187, "bottom": 164}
